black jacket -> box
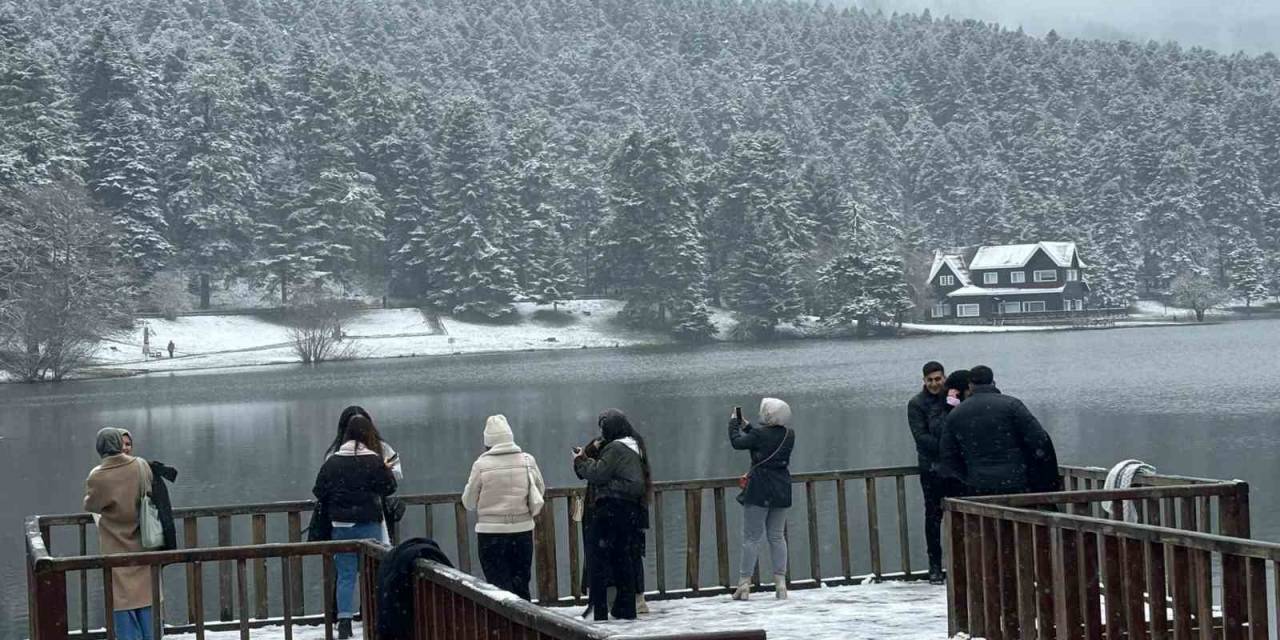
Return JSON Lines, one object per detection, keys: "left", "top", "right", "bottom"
{"left": 376, "top": 538, "right": 453, "bottom": 640}
{"left": 907, "top": 388, "right": 950, "bottom": 473}
{"left": 573, "top": 439, "right": 646, "bottom": 505}
{"left": 939, "top": 385, "right": 1057, "bottom": 495}
{"left": 312, "top": 453, "right": 397, "bottom": 523}
{"left": 729, "top": 418, "right": 794, "bottom": 509}
{"left": 148, "top": 461, "right": 178, "bottom": 551}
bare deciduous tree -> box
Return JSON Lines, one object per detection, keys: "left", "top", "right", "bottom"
{"left": 284, "top": 287, "right": 357, "bottom": 364}
{"left": 1170, "top": 272, "right": 1227, "bottom": 322}
{"left": 0, "top": 183, "right": 135, "bottom": 381}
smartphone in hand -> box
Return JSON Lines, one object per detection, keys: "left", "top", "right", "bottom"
{"left": 733, "top": 406, "right": 744, "bottom": 422}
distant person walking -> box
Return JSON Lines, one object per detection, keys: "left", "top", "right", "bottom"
{"left": 83, "top": 428, "right": 155, "bottom": 640}
{"left": 312, "top": 415, "right": 397, "bottom": 639}
{"left": 907, "top": 361, "right": 961, "bottom": 584}
{"left": 729, "top": 398, "right": 795, "bottom": 600}
{"left": 326, "top": 406, "right": 403, "bottom": 544}
{"left": 461, "top": 414, "right": 546, "bottom": 600}
{"left": 166, "top": 340, "right": 175, "bottom": 358}
{"left": 939, "top": 365, "right": 1060, "bottom": 496}
{"left": 573, "top": 409, "right": 651, "bottom": 621}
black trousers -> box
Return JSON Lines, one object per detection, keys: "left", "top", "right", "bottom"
{"left": 477, "top": 531, "right": 533, "bottom": 601}
{"left": 920, "top": 470, "right": 961, "bottom": 571}
{"left": 588, "top": 498, "right": 644, "bottom": 620}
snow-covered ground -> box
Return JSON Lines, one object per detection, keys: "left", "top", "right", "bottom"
{"left": 85, "top": 300, "right": 684, "bottom": 377}
{"left": 564, "top": 581, "right": 949, "bottom": 639}
{"left": 146, "top": 581, "right": 948, "bottom": 640}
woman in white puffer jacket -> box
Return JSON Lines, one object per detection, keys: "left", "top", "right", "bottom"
{"left": 461, "top": 414, "right": 546, "bottom": 600}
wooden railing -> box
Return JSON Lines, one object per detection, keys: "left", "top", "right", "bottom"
{"left": 410, "top": 560, "right": 765, "bottom": 640}
{"left": 944, "top": 478, "right": 1259, "bottom": 640}
{"left": 29, "top": 463, "right": 1231, "bottom": 640}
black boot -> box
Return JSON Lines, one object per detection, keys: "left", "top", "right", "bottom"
{"left": 337, "top": 618, "right": 353, "bottom": 639}
{"left": 928, "top": 566, "right": 945, "bottom": 585}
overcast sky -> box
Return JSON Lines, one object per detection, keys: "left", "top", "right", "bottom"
{"left": 844, "top": 0, "right": 1280, "bottom": 55}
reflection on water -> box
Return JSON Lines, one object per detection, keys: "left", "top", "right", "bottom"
{"left": 2, "top": 319, "right": 1278, "bottom": 635}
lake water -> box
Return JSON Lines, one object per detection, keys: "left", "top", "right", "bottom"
{"left": 3, "top": 319, "right": 1279, "bottom": 638}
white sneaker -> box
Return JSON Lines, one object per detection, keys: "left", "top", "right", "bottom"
{"left": 731, "top": 578, "right": 752, "bottom": 600}
{"left": 774, "top": 575, "right": 788, "bottom": 600}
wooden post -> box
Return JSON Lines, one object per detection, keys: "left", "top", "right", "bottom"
{"left": 1051, "top": 527, "right": 1083, "bottom": 640}
{"left": 980, "top": 517, "right": 1003, "bottom": 640}
{"left": 996, "top": 519, "right": 1018, "bottom": 638}
{"left": 1193, "top": 549, "right": 1212, "bottom": 640}
{"left": 453, "top": 502, "right": 471, "bottom": 574}
{"left": 150, "top": 565, "right": 163, "bottom": 640}
{"left": 252, "top": 515, "right": 268, "bottom": 619}
{"left": 685, "top": 489, "right": 702, "bottom": 592}
{"left": 533, "top": 500, "right": 558, "bottom": 604}
{"left": 1122, "top": 538, "right": 1147, "bottom": 638}
{"left": 217, "top": 516, "right": 233, "bottom": 621}
{"left": 280, "top": 556, "right": 293, "bottom": 640}
{"left": 1245, "top": 557, "right": 1267, "bottom": 640}
{"left": 184, "top": 517, "right": 199, "bottom": 625}
{"left": 1102, "top": 534, "right": 1124, "bottom": 639}
{"left": 567, "top": 494, "right": 581, "bottom": 601}
{"left": 322, "top": 554, "right": 336, "bottom": 640}
{"left": 654, "top": 492, "right": 666, "bottom": 594}
{"left": 1170, "top": 545, "right": 1192, "bottom": 640}
{"left": 1033, "top": 524, "right": 1055, "bottom": 640}
{"left": 287, "top": 512, "right": 304, "bottom": 617}
{"left": 895, "top": 476, "right": 910, "bottom": 577}
{"left": 1147, "top": 542, "right": 1169, "bottom": 640}
{"left": 944, "top": 510, "right": 966, "bottom": 636}
{"left": 806, "top": 481, "right": 821, "bottom": 583}
{"left": 837, "top": 479, "right": 851, "bottom": 579}
{"left": 30, "top": 566, "right": 68, "bottom": 640}
{"left": 714, "top": 487, "right": 730, "bottom": 589}
{"left": 1221, "top": 483, "right": 1251, "bottom": 538}
{"left": 102, "top": 567, "right": 115, "bottom": 640}
{"left": 865, "top": 478, "right": 882, "bottom": 580}
{"left": 236, "top": 559, "right": 249, "bottom": 640}
{"left": 192, "top": 562, "right": 205, "bottom": 640}
{"left": 1221, "top": 553, "right": 1246, "bottom": 640}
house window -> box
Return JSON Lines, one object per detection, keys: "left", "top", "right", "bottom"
{"left": 939, "top": 275, "right": 955, "bottom": 286}
{"left": 1001, "top": 301, "right": 1022, "bottom": 314}
{"left": 956, "top": 304, "right": 980, "bottom": 318}
{"left": 1024, "top": 301, "right": 1046, "bottom": 313}
{"left": 1066, "top": 269, "right": 1079, "bottom": 282}
{"left": 983, "top": 272, "right": 998, "bottom": 285}
{"left": 1011, "top": 271, "right": 1026, "bottom": 284}
{"left": 1063, "top": 299, "right": 1083, "bottom": 311}
{"left": 1034, "top": 270, "right": 1058, "bottom": 283}
{"left": 931, "top": 303, "right": 950, "bottom": 318}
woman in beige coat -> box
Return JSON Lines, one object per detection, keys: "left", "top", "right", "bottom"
{"left": 84, "top": 428, "right": 155, "bottom": 640}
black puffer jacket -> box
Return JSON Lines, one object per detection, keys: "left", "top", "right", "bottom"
{"left": 939, "top": 386, "right": 1056, "bottom": 495}
{"left": 906, "top": 388, "right": 950, "bottom": 474}
{"left": 573, "top": 439, "right": 646, "bottom": 504}
{"left": 729, "top": 418, "right": 794, "bottom": 508}
{"left": 313, "top": 451, "right": 397, "bottom": 523}
{"left": 147, "top": 461, "right": 179, "bottom": 551}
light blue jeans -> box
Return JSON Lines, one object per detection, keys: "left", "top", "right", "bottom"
{"left": 332, "top": 522, "right": 383, "bottom": 618}
{"left": 112, "top": 606, "right": 153, "bottom": 640}
{"left": 740, "top": 505, "right": 788, "bottom": 580}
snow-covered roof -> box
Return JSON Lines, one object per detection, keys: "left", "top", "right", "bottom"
{"left": 947, "top": 286, "right": 1067, "bottom": 297}
{"left": 926, "top": 251, "right": 971, "bottom": 286}
{"left": 968, "top": 242, "right": 1083, "bottom": 270}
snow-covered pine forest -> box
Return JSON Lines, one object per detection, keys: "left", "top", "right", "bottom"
{"left": 3, "top": 0, "right": 1280, "bottom": 341}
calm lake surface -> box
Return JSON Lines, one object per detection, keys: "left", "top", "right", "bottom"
{"left": 3, "top": 319, "right": 1279, "bottom": 637}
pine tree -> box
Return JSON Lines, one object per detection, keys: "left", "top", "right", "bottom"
{"left": 817, "top": 241, "right": 913, "bottom": 333}
{"left": 1200, "top": 133, "right": 1266, "bottom": 283}
{"left": 1084, "top": 179, "right": 1141, "bottom": 308}
{"left": 167, "top": 48, "right": 259, "bottom": 308}
{"left": 427, "top": 96, "right": 517, "bottom": 319}
{"left": 1143, "top": 145, "right": 1210, "bottom": 291}
{"left": 387, "top": 116, "right": 435, "bottom": 299}
{"left": 724, "top": 214, "right": 804, "bottom": 337}
{"left": 1224, "top": 226, "right": 1268, "bottom": 309}
{"left": 75, "top": 21, "right": 171, "bottom": 278}
{"left": 0, "top": 13, "right": 83, "bottom": 186}
{"left": 601, "top": 129, "right": 715, "bottom": 340}
{"left": 499, "top": 114, "right": 579, "bottom": 306}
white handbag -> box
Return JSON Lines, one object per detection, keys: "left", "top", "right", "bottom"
{"left": 136, "top": 459, "right": 164, "bottom": 550}
{"left": 525, "top": 455, "right": 545, "bottom": 517}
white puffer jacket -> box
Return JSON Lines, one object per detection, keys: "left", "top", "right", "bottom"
{"left": 461, "top": 415, "right": 546, "bottom": 534}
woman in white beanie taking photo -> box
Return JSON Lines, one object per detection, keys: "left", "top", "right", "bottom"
{"left": 461, "top": 414, "right": 546, "bottom": 600}
{"left": 729, "top": 397, "right": 795, "bottom": 601}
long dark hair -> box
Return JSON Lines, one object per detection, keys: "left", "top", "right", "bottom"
{"left": 343, "top": 415, "right": 384, "bottom": 457}
{"left": 327, "top": 405, "right": 386, "bottom": 456}
{"left": 598, "top": 409, "right": 654, "bottom": 505}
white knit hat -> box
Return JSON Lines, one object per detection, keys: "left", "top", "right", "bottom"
{"left": 484, "top": 414, "right": 514, "bottom": 447}
{"left": 758, "top": 398, "right": 792, "bottom": 427}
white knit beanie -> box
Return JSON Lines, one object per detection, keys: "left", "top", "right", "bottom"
{"left": 758, "top": 398, "right": 792, "bottom": 427}
{"left": 484, "top": 414, "right": 514, "bottom": 447}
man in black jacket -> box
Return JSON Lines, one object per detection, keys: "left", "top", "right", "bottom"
{"left": 939, "top": 365, "right": 1058, "bottom": 497}
{"left": 907, "top": 361, "right": 955, "bottom": 584}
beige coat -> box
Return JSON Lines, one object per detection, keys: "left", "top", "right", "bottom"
{"left": 461, "top": 443, "right": 546, "bottom": 534}
{"left": 84, "top": 454, "right": 154, "bottom": 611}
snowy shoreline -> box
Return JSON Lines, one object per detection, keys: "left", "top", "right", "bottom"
{"left": 28, "top": 299, "right": 1238, "bottom": 383}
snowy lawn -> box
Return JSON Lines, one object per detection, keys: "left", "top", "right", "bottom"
{"left": 562, "top": 581, "right": 950, "bottom": 639}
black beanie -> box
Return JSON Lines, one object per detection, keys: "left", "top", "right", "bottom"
{"left": 945, "top": 369, "right": 971, "bottom": 392}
